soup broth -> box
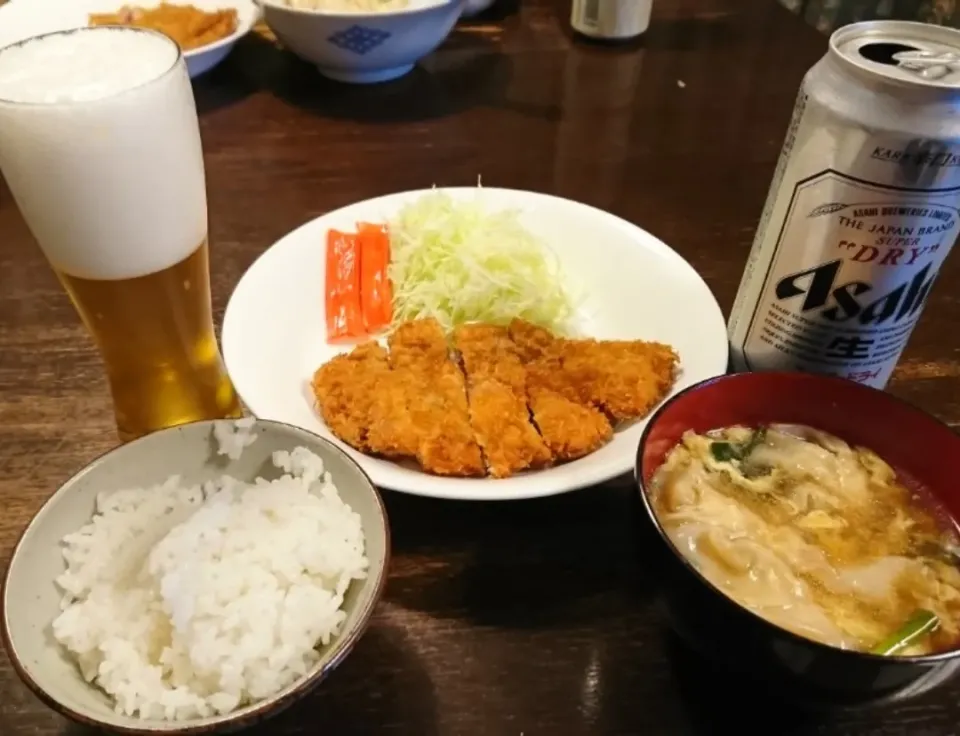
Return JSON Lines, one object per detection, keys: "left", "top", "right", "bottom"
{"left": 649, "top": 424, "right": 960, "bottom": 656}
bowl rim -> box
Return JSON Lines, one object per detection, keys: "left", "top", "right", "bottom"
{"left": 634, "top": 370, "right": 960, "bottom": 666}
{"left": 0, "top": 417, "right": 391, "bottom": 734}
{"left": 256, "top": 0, "right": 461, "bottom": 19}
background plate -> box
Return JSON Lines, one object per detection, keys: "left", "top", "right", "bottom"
{"left": 0, "top": 0, "right": 259, "bottom": 79}
{"left": 222, "top": 188, "right": 728, "bottom": 500}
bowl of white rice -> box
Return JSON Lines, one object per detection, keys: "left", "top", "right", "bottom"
{"left": 258, "top": 0, "right": 467, "bottom": 84}
{"left": 1, "top": 418, "right": 389, "bottom": 733}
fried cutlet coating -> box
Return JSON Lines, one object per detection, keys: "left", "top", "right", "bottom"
{"left": 413, "top": 365, "right": 486, "bottom": 477}
{"left": 311, "top": 342, "right": 389, "bottom": 452}
{"left": 511, "top": 319, "right": 678, "bottom": 422}
{"left": 388, "top": 319, "right": 485, "bottom": 476}
{"left": 520, "top": 343, "right": 615, "bottom": 461}
{"left": 527, "top": 387, "right": 612, "bottom": 461}
{"left": 465, "top": 379, "right": 551, "bottom": 477}
{"left": 312, "top": 318, "right": 678, "bottom": 478}
{"left": 454, "top": 323, "right": 527, "bottom": 395}
{"left": 387, "top": 319, "right": 450, "bottom": 368}
{"left": 365, "top": 369, "right": 419, "bottom": 458}
{"left": 507, "top": 319, "right": 560, "bottom": 362}
{"left": 454, "top": 324, "right": 552, "bottom": 477}
{"left": 559, "top": 340, "right": 679, "bottom": 421}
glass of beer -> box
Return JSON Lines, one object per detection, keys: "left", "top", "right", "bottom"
{"left": 0, "top": 27, "right": 242, "bottom": 441}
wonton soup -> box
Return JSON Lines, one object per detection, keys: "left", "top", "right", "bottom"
{"left": 649, "top": 424, "right": 960, "bottom": 656}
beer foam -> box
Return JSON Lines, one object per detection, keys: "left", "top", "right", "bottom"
{"left": 0, "top": 28, "right": 179, "bottom": 104}
{"left": 0, "top": 28, "right": 206, "bottom": 280}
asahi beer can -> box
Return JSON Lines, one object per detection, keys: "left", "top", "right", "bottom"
{"left": 727, "top": 21, "right": 960, "bottom": 389}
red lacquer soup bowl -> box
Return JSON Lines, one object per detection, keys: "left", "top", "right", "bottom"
{"left": 634, "top": 371, "right": 960, "bottom": 707}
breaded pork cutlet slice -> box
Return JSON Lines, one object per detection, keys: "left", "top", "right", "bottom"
{"left": 388, "top": 319, "right": 485, "bottom": 477}
{"left": 507, "top": 319, "right": 614, "bottom": 458}
{"left": 560, "top": 340, "right": 679, "bottom": 421}
{"left": 508, "top": 319, "right": 569, "bottom": 402}
{"left": 509, "top": 316, "right": 676, "bottom": 423}
{"left": 522, "top": 357, "right": 614, "bottom": 461}
{"left": 454, "top": 324, "right": 551, "bottom": 478}
{"left": 311, "top": 342, "right": 389, "bottom": 452}
{"left": 507, "top": 319, "right": 561, "bottom": 363}
{"left": 365, "top": 367, "right": 420, "bottom": 459}
{"left": 527, "top": 387, "right": 613, "bottom": 461}
{"left": 454, "top": 323, "right": 527, "bottom": 394}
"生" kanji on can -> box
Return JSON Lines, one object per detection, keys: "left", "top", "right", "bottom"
{"left": 727, "top": 20, "right": 960, "bottom": 388}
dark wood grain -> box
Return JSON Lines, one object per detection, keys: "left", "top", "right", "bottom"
{"left": 4, "top": 0, "right": 960, "bottom": 734}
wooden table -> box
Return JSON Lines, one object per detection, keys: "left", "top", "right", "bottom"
{"left": 4, "top": 1, "right": 960, "bottom": 734}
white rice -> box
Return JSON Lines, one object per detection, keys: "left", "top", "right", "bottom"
{"left": 51, "top": 428, "right": 368, "bottom": 722}
{"left": 213, "top": 416, "right": 257, "bottom": 460}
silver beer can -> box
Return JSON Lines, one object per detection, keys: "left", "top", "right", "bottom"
{"left": 570, "top": 0, "right": 651, "bottom": 41}
{"left": 727, "top": 20, "right": 960, "bottom": 389}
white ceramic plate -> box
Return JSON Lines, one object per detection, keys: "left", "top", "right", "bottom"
{"left": 0, "top": 0, "right": 259, "bottom": 79}
{"left": 222, "top": 188, "right": 728, "bottom": 500}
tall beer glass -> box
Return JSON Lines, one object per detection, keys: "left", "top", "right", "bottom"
{"left": 0, "top": 27, "right": 242, "bottom": 440}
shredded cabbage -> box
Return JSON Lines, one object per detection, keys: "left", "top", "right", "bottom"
{"left": 387, "top": 191, "right": 576, "bottom": 333}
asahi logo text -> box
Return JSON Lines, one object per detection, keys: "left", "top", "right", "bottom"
{"left": 773, "top": 197, "right": 954, "bottom": 325}
{"left": 774, "top": 259, "right": 936, "bottom": 326}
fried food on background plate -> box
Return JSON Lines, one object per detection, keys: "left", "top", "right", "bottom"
{"left": 89, "top": 3, "right": 239, "bottom": 51}
{"left": 310, "top": 318, "right": 679, "bottom": 479}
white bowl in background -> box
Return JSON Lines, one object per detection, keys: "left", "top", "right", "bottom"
{"left": 259, "top": 0, "right": 466, "bottom": 84}
{"left": 0, "top": 0, "right": 259, "bottom": 79}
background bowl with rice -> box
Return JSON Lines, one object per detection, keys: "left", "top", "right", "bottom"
{"left": 1, "top": 418, "right": 389, "bottom": 733}
{"left": 258, "top": 0, "right": 467, "bottom": 84}
{"left": 634, "top": 371, "right": 960, "bottom": 708}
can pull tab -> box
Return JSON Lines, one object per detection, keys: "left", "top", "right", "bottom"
{"left": 893, "top": 50, "right": 960, "bottom": 80}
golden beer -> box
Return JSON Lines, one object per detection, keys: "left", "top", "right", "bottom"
{"left": 0, "top": 27, "right": 241, "bottom": 440}
{"left": 57, "top": 242, "right": 239, "bottom": 440}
